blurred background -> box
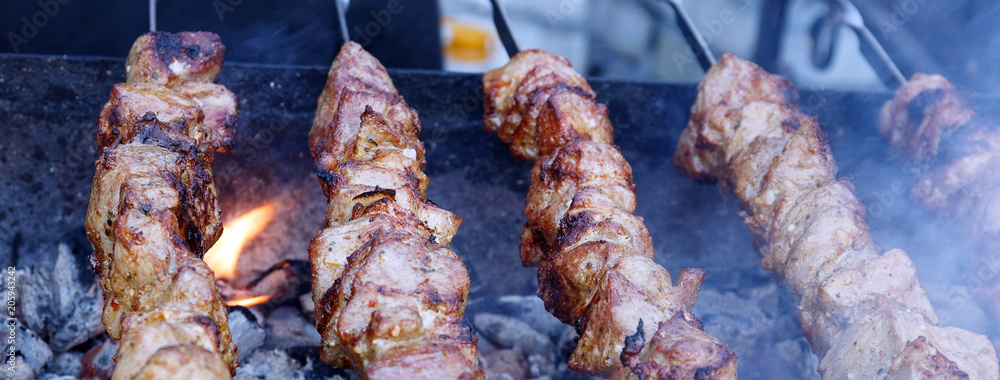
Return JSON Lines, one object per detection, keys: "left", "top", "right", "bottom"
{"left": 2, "top": 0, "right": 998, "bottom": 91}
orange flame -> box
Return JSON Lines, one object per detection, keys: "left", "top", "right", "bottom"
{"left": 204, "top": 203, "right": 276, "bottom": 281}
{"left": 226, "top": 295, "right": 273, "bottom": 307}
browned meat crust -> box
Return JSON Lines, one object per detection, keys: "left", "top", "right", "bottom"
{"left": 484, "top": 49, "right": 736, "bottom": 379}
{"left": 308, "top": 41, "right": 482, "bottom": 379}
{"left": 85, "top": 31, "right": 238, "bottom": 379}
{"left": 482, "top": 50, "right": 613, "bottom": 160}
{"left": 675, "top": 53, "right": 998, "bottom": 380}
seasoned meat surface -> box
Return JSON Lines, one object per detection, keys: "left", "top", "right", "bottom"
{"left": 483, "top": 49, "right": 612, "bottom": 160}
{"left": 485, "top": 49, "right": 736, "bottom": 379}
{"left": 675, "top": 53, "right": 998, "bottom": 380}
{"left": 673, "top": 54, "right": 798, "bottom": 183}
{"left": 311, "top": 41, "right": 399, "bottom": 158}
{"left": 308, "top": 41, "right": 482, "bottom": 379}
{"left": 86, "top": 31, "right": 238, "bottom": 379}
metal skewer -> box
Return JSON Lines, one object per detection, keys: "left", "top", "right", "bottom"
{"left": 489, "top": 0, "right": 520, "bottom": 58}
{"left": 660, "top": 0, "right": 716, "bottom": 72}
{"left": 839, "top": 0, "right": 906, "bottom": 88}
{"left": 334, "top": 0, "right": 350, "bottom": 45}
{"left": 812, "top": 0, "right": 907, "bottom": 88}
{"left": 149, "top": 0, "right": 157, "bottom": 32}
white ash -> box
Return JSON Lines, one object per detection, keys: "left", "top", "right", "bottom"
{"left": 525, "top": 352, "right": 556, "bottom": 378}
{"left": 695, "top": 285, "right": 780, "bottom": 348}
{"left": 47, "top": 352, "right": 83, "bottom": 378}
{"left": 694, "top": 283, "right": 820, "bottom": 380}
{"left": 235, "top": 349, "right": 307, "bottom": 380}
{"left": 8, "top": 324, "right": 52, "bottom": 374}
{"left": 228, "top": 307, "right": 267, "bottom": 361}
{"left": 474, "top": 313, "right": 553, "bottom": 358}
{"left": 235, "top": 349, "right": 354, "bottom": 380}
{"left": 298, "top": 293, "right": 315, "bottom": 323}
{"left": 264, "top": 306, "right": 322, "bottom": 349}
{"left": 480, "top": 349, "right": 527, "bottom": 380}
{"left": 16, "top": 244, "right": 104, "bottom": 352}
{"left": 478, "top": 346, "right": 587, "bottom": 380}
{"left": 239, "top": 303, "right": 268, "bottom": 324}
{"left": 493, "top": 296, "right": 566, "bottom": 341}
{"left": 471, "top": 295, "right": 599, "bottom": 380}
{"left": 0, "top": 357, "right": 35, "bottom": 380}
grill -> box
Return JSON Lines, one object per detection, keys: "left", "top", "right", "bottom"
{"left": 3, "top": 2, "right": 1000, "bottom": 379}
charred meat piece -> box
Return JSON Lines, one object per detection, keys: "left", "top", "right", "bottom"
{"left": 308, "top": 41, "right": 482, "bottom": 379}
{"left": 125, "top": 32, "right": 226, "bottom": 87}
{"left": 484, "top": 49, "right": 736, "bottom": 379}
{"left": 85, "top": 31, "right": 238, "bottom": 379}
{"left": 675, "top": 53, "right": 998, "bottom": 380}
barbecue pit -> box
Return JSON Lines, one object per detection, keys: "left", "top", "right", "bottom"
{"left": 3, "top": 2, "right": 1000, "bottom": 379}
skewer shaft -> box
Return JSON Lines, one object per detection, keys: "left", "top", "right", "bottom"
{"left": 490, "top": 0, "right": 520, "bottom": 58}
{"left": 149, "top": 0, "right": 156, "bottom": 32}
{"left": 838, "top": 0, "right": 906, "bottom": 88}
{"left": 661, "top": 0, "right": 716, "bottom": 72}
{"left": 335, "top": 0, "right": 350, "bottom": 45}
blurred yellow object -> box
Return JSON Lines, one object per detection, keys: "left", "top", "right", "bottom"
{"left": 443, "top": 18, "right": 492, "bottom": 62}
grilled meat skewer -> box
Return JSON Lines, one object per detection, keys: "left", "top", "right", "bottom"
{"left": 484, "top": 49, "right": 737, "bottom": 379}
{"left": 308, "top": 41, "right": 482, "bottom": 379}
{"left": 674, "top": 53, "right": 998, "bottom": 379}
{"left": 86, "top": 32, "right": 238, "bottom": 379}
{"left": 879, "top": 74, "right": 1000, "bottom": 319}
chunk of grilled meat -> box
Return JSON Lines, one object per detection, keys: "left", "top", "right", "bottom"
{"left": 675, "top": 53, "right": 998, "bottom": 380}
{"left": 308, "top": 41, "right": 482, "bottom": 379}
{"left": 482, "top": 50, "right": 613, "bottom": 161}
{"left": 485, "top": 49, "right": 736, "bottom": 379}
{"left": 85, "top": 31, "right": 238, "bottom": 379}
{"left": 879, "top": 74, "right": 1000, "bottom": 318}
{"left": 620, "top": 314, "right": 736, "bottom": 380}
{"left": 879, "top": 73, "right": 974, "bottom": 163}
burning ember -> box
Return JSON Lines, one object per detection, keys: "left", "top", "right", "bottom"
{"left": 205, "top": 203, "right": 277, "bottom": 281}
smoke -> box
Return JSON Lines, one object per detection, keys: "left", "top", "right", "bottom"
{"left": 808, "top": 86, "right": 997, "bottom": 336}
{"left": 224, "top": 20, "right": 338, "bottom": 66}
